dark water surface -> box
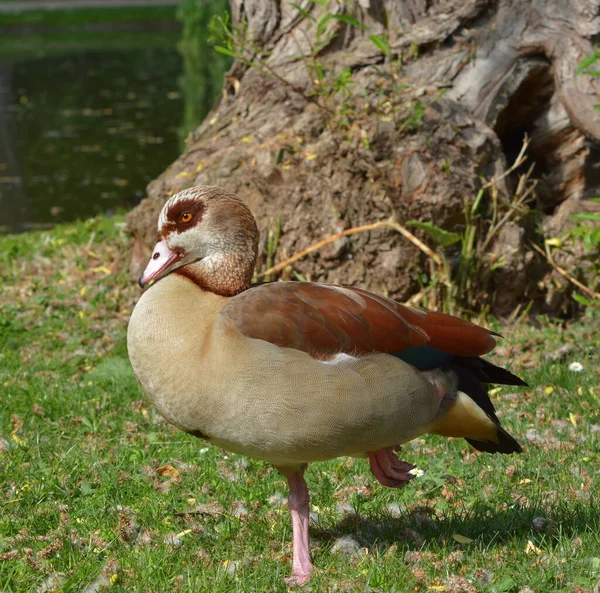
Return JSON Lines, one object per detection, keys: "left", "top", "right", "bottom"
{"left": 0, "top": 28, "right": 187, "bottom": 233}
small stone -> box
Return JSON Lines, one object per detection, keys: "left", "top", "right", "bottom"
{"left": 387, "top": 503, "right": 402, "bottom": 518}
{"left": 546, "top": 344, "right": 574, "bottom": 361}
{"left": 82, "top": 572, "right": 110, "bottom": 593}
{"left": 268, "top": 492, "right": 285, "bottom": 507}
{"left": 330, "top": 535, "right": 365, "bottom": 557}
{"left": 336, "top": 503, "right": 355, "bottom": 517}
{"left": 224, "top": 559, "right": 241, "bottom": 576}
{"left": 232, "top": 502, "right": 248, "bottom": 519}
{"left": 37, "top": 573, "right": 65, "bottom": 593}
{"left": 163, "top": 533, "right": 183, "bottom": 548}
{"left": 136, "top": 530, "right": 153, "bottom": 545}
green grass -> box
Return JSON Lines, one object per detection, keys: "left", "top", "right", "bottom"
{"left": 1, "top": 218, "right": 599, "bottom": 592}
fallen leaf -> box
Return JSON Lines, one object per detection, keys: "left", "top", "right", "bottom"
{"left": 525, "top": 539, "right": 543, "bottom": 555}
{"left": 545, "top": 237, "right": 563, "bottom": 248}
{"left": 92, "top": 265, "right": 112, "bottom": 275}
{"left": 452, "top": 533, "right": 473, "bottom": 544}
{"left": 176, "top": 529, "right": 192, "bottom": 538}
{"left": 156, "top": 464, "right": 180, "bottom": 478}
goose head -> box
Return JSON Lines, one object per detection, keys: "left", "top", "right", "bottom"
{"left": 138, "top": 186, "right": 259, "bottom": 296}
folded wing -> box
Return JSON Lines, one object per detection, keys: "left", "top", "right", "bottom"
{"left": 220, "top": 282, "right": 497, "bottom": 359}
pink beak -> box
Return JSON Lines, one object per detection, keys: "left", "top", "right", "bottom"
{"left": 138, "top": 240, "right": 182, "bottom": 288}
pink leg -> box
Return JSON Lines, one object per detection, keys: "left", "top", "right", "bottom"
{"left": 282, "top": 469, "right": 312, "bottom": 586}
{"left": 368, "top": 446, "right": 415, "bottom": 488}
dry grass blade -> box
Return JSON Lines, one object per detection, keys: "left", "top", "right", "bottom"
{"left": 481, "top": 136, "right": 530, "bottom": 191}
{"left": 531, "top": 242, "right": 600, "bottom": 299}
{"left": 259, "top": 217, "right": 444, "bottom": 279}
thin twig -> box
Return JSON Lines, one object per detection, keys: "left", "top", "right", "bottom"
{"left": 531, "top": 242, "right": 600, "bottom": 299}
{"left": 480, "top": 162, "right": 537, "bottom": 254}
{"left": 259, "top": 217, "right": 446, "bottom": 279}
{"left": 85, "top": 230, "right": 96, "bottom": 251}
{"left": 384, "top": 219, "right": 444, "bottom": 268}
{"left": 481, "top": 136, "right": 530, "bottom": 190}
{"left": 240, "top": 46, "right": 335, "bottom": 115}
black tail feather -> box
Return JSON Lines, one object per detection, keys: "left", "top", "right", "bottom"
{"left": 450, "top": 358, "right": 524, "bottom": 455}
{"left": 467, "top": 426, "right": 523, "bottom": 454}
{"left": 456, "top": 357, "right": 528, "bottom": 387}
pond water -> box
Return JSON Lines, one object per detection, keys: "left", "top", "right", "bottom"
{"left": 0, "top": 18, "right": 222, "bottom": 234}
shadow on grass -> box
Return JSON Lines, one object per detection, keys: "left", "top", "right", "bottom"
{"left": 311, "top": 500, "right": 598, "bottom": 550}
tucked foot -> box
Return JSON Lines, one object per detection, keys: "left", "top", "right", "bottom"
{"left": 368, "top": 446, "right": 415, "bottom": 487}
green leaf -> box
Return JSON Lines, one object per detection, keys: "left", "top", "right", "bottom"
{"left": 369, "top": 34, "right": 390, "bottom": 55}
{"left": 571, "top": 213, "right": 600, "bottom": 221}
{"left": 573, "top": 293, "right": 593, "bottom": 307}
{"left": 452, "top": 533, "right": 474, "bottom": 544}
{"left": 315, "top": 62, "right": 325, "bottom": 81}
{"left": 575, "top": 52, "right": 600, "bottom": 75}
{"left": 471, "top": 188, "right": 485, "bottom": 217}
{"left": 563, "top": 226, "right": 587, "bottom": 238}
{"left": 584, "top": 557, "right": 600, "bottom": 570}
{"left": 331, "top": 14, "right": 366, "bottom": 29}
{"left": 494, "top": 577, "right": 517, "bottom": 592}
{"left": 316, "top": 13, "right": 332, "bottom": 38}
{"left": 290, "top": 3, "right": 315, "bottom": 22}
{"left": 214, "top": 45, "right": 236, "bottom": 58}
{"left": 406, "top": 220, "right": 461, "bottom": 247}
{"left": 317, "top": 13, "right": 365, "bottom": 38}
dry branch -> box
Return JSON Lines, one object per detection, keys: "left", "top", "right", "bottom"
{"left": 259, "top": 217, "right": 445, "bottom": 279}
{"left": 531, "top": 243, "right": 600, "bottom": 299}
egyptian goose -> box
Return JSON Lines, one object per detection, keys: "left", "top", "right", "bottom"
{"left": 127, "top": 185, "right": 524, "bottom": 585}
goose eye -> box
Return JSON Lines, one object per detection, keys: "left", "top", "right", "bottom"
{"left": 180, "top": 212, "right": 193, "bottom": 223}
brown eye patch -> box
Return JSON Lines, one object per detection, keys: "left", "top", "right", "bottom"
{"left": 158, "top": 198, "right": 206, "bottom": 238}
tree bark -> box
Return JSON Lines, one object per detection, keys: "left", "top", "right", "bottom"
{"left": 127, "top": 0, "right": 600, "bottom": 315}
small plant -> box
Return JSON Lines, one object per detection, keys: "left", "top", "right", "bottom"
{"left": 262, "top": 217, "right": 282, "bottom": 283}
{"left": 210, "top": 1, "right": 363, "bottom": 126}
{"left": 555, "top": 199, "right": 600, "bottom": 307}
{"left": 209, "top": 1, "right": 430, "bottom": 134}
{"left": 405, "top": 140, "right": 536, "bottom": 315}
{"left": 575, "top": 43, "right": 600, "bottom": 86}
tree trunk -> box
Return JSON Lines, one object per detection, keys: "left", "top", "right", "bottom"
{"left": 126, "top": 0, "right": 600, "bottom": 315}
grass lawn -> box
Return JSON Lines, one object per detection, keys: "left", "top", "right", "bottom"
{"left": 1, "top": 216, "right": 599, "bottom": 592}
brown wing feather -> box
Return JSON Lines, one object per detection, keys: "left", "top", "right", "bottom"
{"left": 349, "top": 288, "right": 495, "bottom": 355}
{"left": 220, "top": 282, "right": 496, "bottom": 359}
